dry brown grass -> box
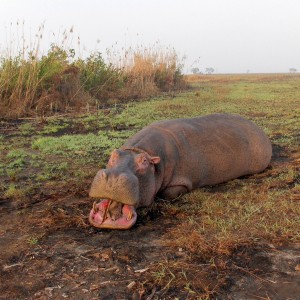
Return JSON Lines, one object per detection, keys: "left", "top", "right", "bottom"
{"left": 185, "top": 73, "right": 300, "bottom": 84}
{"left": 112, "top": 45, "right": 185, "bottom": 98}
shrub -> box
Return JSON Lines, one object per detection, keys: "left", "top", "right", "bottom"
{"left": 0, "top": 24, "right": 186, "bottom": 118}
{"left": 0, "top": 45, "right": 86, "bottom": 117}
{"left": 119, "top": 46, "right": 186, "bottom": 98}
{"left": 75, "top": 52, "right": 125, "bottom": 100}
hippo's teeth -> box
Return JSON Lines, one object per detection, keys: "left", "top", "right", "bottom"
{"left": 92, "top": 201, "right": 98, "bottom": 214}
{"left": 126, "top": 210, "right": 133, "bottom": 221}
{"left": 101, "top": 199, "right": 112, "bottom": 224}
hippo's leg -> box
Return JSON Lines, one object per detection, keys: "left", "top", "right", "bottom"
{"left": 161, "top": 185, "right": 188, "bottom": 200}
{"left": 161, "top": 177, "right": 192, "bottom": 199}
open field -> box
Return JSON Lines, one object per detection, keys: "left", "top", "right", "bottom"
{"left": 0, "top": 73, "right": 299, "bottom": 299}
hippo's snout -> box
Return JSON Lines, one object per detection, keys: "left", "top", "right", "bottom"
{"left": 89, "top": 168, "right": 139, "bottom": 206}
{"left": 91, "top": 169, "right": 130, "bottom": 188}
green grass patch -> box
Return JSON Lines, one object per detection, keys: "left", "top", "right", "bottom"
{"left": 41, "top": 121, "right": 69, "bottom": 134}
{"left": 37, "top": 162, "right": 69, "bottom": 181}
{"left": 32, "top": 132, "right": 126, "bottom": 159}
{"left": 4, "top": 149, "right": 29, "bottom": 180}
{"left": 4, "top": 184, "right": 25, "bottom": 199}
{"left": 18, "top": 123, "right": 36, "bottom": 135}
{"left": 6, "top": 149, "right": 28, "bottom": 160}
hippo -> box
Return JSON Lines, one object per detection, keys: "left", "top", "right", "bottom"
{"left": 89, "top": 113, "right": 272, "bottom": 229}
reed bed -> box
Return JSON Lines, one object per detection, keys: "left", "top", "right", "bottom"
{"left": 0, "top": 24, "right": 185, "bottom": 118}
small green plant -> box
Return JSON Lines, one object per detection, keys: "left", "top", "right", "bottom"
{"left": 5, "top": 149, "right": 28, "bottom": 180}
{"left": 4, "top": 184, "right": 24, "bottom": 198}
{"left": 6, "top": 149, "right": 28, "bottom": 160}
{"left": 42, "top": 162, "right": 69, "bottom": 180}
{"left": 152, "top": 263, "right": 176, "bottom": 289}
{"left": 41, "top": 121, "right": 69, "bottom": 134}
{"left": 27, "top": 236, "right": 39, "bottom": 245}
{"left": 6, "top": 168, "right": 21, "bottom": 181}
{"left": 19, "top": 123, "right": 35, "bottom": 135}
{"left": 7, "top": 157, "right": 26, "bottom": 168}
{"left": 0, "top": 162, "right": 5, "bottom": 176}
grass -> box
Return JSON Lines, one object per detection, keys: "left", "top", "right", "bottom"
{"left": 40, "top": 120, "right": 69, "bottom": 134}
{"left": 32, "top": 132, "right": 126, "bottom": 158}
{"left": 0, "top": 73, "right": 299, "bottom": 297}
{"left": 18, "top": 123, "right": 35, "bottom": 135}
{"left": 4, "top": 184, "right": 25, "bottom": 199}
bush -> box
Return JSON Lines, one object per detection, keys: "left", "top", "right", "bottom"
{"left": 120, "top": 46, "right": 185, "bottom": 98}
{"left": 0, "top": 25, "right": 186, "bottom": 118}
{"left": 75, "top": 52, "right": 125, "bottom": 100}
{"left": 0, "top": 45, "right": 86, "bottom": 117}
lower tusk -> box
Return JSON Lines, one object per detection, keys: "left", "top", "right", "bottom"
{"left": 126, "top": 210, "right": 133, "bottom": 221}
{"left": 92, "top": 201, "right": 98, "bottom": 214}
{"left": 101, "top": 199, "right": 112, "bottom": 224}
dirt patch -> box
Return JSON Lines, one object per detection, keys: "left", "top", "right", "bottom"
{"left": 1, "top": 188, "right": 299, "bottom": 299}
{"left": 227, "top": 244, "right": 300, "bottom": 300}
{"left": 0, "top": 193, "right": 175, "bottom": 299}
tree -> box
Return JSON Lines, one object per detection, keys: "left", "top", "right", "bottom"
{"left": 191, "top": 67, "right": 200, "bottom": 74}
{"left": 205, "top": 67, "right": 214, "bottom": 74}
{"left": 289, "top": 68, "right": 297, "bottom": 73}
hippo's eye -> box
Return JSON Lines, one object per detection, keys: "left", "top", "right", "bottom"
{"left": 136, "top": 155, "right": 150, "bottom": 172}
{"left": 140, "top": 157, "right": 148, "bottom": 166}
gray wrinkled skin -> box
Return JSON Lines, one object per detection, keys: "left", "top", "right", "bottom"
{"left": 89, "top": 114, "right": 272, "bottom": 215}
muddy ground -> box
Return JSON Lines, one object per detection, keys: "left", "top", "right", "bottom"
{"left": 0, "top": 173, "right": 300, "bottom": 300}
{"left": 1, "top": 191, "right": 299, "bottom": 299}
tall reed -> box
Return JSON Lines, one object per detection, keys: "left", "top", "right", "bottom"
{"left": 108, "top": 44, "right": 185, "bottom": 98}
{"left": 0, "top": 24, "right": 186, "bottom": 118}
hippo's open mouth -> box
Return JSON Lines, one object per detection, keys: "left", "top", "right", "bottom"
{"left": 89, "top": 199, "right": 137, "bottom": 229}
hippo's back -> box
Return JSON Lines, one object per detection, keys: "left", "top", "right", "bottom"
{"left": 124, "top": 114, "right": 272, "bottom": 187}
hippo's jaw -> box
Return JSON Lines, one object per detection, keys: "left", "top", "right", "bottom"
{"left": 89, "top": 199, "right": 137, "bottom": 229}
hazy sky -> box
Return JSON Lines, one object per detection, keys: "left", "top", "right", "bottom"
{"left": 1, "top": 0, "right": 300, "bottom": 73}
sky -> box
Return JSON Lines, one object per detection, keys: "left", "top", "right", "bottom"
{"left": 0, "top": 0, "right": 300, "bottom": 73}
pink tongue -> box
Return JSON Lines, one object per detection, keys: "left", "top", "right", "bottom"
{"left": 89, "top": 200, "right": 137, "bottom": 230}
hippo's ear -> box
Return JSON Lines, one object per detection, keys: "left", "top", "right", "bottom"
{"left": 150, "top": 156, "right": 160, "bottom": 164}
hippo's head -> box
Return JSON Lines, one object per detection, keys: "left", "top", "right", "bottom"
{"left": 89, "top": 148, "right": 160, "bottom": 229}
